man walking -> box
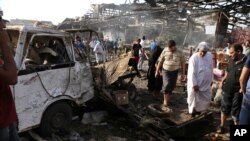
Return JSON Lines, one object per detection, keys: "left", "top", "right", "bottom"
{"left": 155, "top": 40, "right": 186, "bottom": 109}
{"left": 217, "top": 43, "right": 246, "bottom": 133}
{"left": 187, "top": 42, "right": 214, "bottom": 117}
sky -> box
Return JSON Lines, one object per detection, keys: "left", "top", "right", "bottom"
{"left": 0, "top": 0, "right": 131, "bottom": 24}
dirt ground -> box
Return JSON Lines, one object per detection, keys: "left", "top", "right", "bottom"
{"left": 131, "top": 68, "right": 231, "bottom": 141}
{"left": 20, "top": 60, "right": 231, "bottom": 141}
{"left": 64, "top": 69, "right": 230, "bottom": 141}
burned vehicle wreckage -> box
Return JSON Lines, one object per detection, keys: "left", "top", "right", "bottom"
{"left": 6, "top": 25, "right": 95, "bottom": 137}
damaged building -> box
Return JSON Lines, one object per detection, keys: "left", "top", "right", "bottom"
{"left": 58, "top": 0, "right": 250, "bottom": 48}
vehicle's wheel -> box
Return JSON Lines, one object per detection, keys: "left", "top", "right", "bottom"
{"left": 38, "top": 102, "right": 72, "bottom": 137}
{"left": 127, "top": 83, "right": 137, "bottom": 101}
{"left": 147, "top": 104, "right": 172, "bottom": 117}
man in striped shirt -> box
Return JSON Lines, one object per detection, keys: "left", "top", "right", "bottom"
{"left": 155, "top": 40, "right": 186, "bottom": 109}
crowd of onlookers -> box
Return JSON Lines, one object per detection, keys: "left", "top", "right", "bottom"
{"left": 124, "top": 35, "right": 250, "bottom": 135}
{"left": 71, "top": 34, "right": 250, "bottom": 135}
{"left": 142, "top": 38, "right": 250, "bottom": 135}
{"left": 73, "top": 35, "right": 250, "bottom": 135}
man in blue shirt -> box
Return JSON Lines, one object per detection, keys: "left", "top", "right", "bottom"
{"left": 150, "top": 39, "right": 157, "bottom": 51}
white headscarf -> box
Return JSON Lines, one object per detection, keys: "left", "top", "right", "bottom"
{"left": 197, "top": 42, "right": 209, "bottom": 51}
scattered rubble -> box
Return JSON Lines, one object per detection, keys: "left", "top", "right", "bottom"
{"left": 81, "top": 111, "right": 108, "bottom": 125}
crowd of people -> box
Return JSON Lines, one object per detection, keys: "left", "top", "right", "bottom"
{"left": 127, "top": 34, "right": 250, "bottom": 135}
{"left": 142, "top": 38, "right": 250, "bottom": 135}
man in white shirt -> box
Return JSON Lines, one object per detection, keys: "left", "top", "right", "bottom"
{"left": 93, "top": 40, "right": 105, "bottom": 64}
{"left": 187, "top": 42, "right": 214, "bottom": 117}
{"left": 138, "top": 36, "right": 146, "bottom": 70}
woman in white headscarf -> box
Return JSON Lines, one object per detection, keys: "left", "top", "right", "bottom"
{"left": 187, "top": 42, "right": 214, "bottom": 117}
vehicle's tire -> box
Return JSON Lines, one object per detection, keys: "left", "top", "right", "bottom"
{"left": 127, "top": 83, "right": 137, "bottom": 101}
{"left": 38, "top": 102, "right": 73, "bottom": 137}
{"left": 147, "top": 104, "right": 172, "bottom": 117}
